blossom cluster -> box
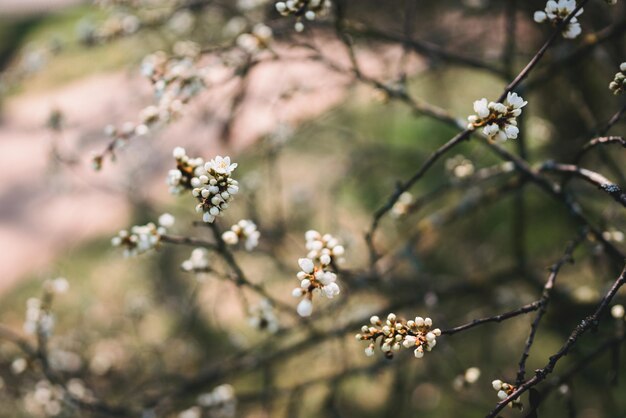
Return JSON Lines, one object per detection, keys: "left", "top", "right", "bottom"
{"left": 609, "top": 63, "right": 626, "bottom": 95}
{"left": 304, "top": 229, "right": 345, "bottom": 265}
{"left": 533, "top": 0, "right": 583, "bottom": 39}
{"left": 236, "top": 24, "right": 273, "bottom": 54}
{"left": 355, "top": 313, "right": 441, "bottom": 359}
{"left": 111, "top": 213, "right": 175, "bottom": 257}
{"left": 248, "top": 299, "right": 280, "bottom": 333}
{"left": 492, "top": 379, "right": 523, "bottom": 409}
{"left": 167, "top": 148, "right": 240, "bottom": 223}
{"left": 222, "top": 220, "right": 261, "bottom": 251}
{"left": 291, "top": 256, "right": 340, "bottom": 317}
{"left": 275, "top": 0, "right": 332, "bottom": 32}
{"left": 181, "top": 248, "right": 211, "bottom": 273}
{"left": 190, "top": 156, "right": 240, "bottom": 223}
{"left": 467, "top": 92, "right": 527, "bottom": 142}
{"left": 179, "top": 384, "right": 236, "bottom": 418}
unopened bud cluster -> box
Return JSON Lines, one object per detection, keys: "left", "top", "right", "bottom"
{"left": 111, "top": 213, "right": 174, "bottom": 257}
{"left": 248, "top": 299, "right": 279, "bottom": 333}
{"left": 533, "top": 0, "right": 583, "bottom": 39}
{"left": 304, "top": 230, "right": 345, "bottom": 265}
{"left": 236, "top": 24, "right": 273, "bottom": 54}
{"left": 167, "top": 148, "right": 240, "bottom": 223}
{"left": 275, "top": 0, "right": 332, "bottom": 32}
{"left": 467, "top": 93, "right": 527, "bottom": 142}
{"left": 355, "top": 313, "right": 441, "bottom": 359}
{"left": 609, "top": 63, "right": 626, "bottom": 95}
{"left": 181, "top": 248, "right": 211, "bottom": 273}
{"left": 291, "top": 256, "right": 340, "bottom": 317}
{"left": 492, "top": 379, "right": 523, "bottom": 409}
{"left": 222, "top": 220, "right": 260, "bottom": 251}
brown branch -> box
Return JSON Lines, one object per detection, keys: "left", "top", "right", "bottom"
{"left": 573, "top": 135, "right": 626, "bottom": 164}
{"left": 515, "top": 234, "right": 585, "bottom": 386}
{"left": 441, "top": 301, "right": 541, "bottom": 336}
{"left": 540, "top": 162, "right": 626, "bottom": 208}
{"left": 486, "top": 265, "right": 626, "bottom": 417}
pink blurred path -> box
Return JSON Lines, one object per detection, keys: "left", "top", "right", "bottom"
{"left": 0, "top": 39, "right": 420, "bottom": 292}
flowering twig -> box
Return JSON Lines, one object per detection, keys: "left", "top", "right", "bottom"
{"left": 486, "top": 265, "right": 626, "bottom": 417}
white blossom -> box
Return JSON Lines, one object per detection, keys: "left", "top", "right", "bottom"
{"left": 222, "top": 220, "right": 260, "bottom": 251}
{"left": 111, "top": 214, "right": 174, "bottom": 257}
{"left": 296, "top": 298, "right": 313, "bottom": 317}
{"left": 275, "top": 0, "right": 332, "bottom": 31}
{"left": 189, "top": 155, "right": 240, "bottom": 223}
{"left": 467, "top": 92, "right": 527, "bottom": 142}
{"left": 356, "top": 313, "right": 440, "bottom": 359}
{"left": 181, "top": 248, "right": 210, "bottom": 273}
{"left": 158, "top": 213, "right": 176, "bottom": 228}
{"left": 534, "top": 0, "right": 584, "bottom": 39}
{"left": 292, "top": 235, "right": 342, "bottom": 316}
{"left": 304, "top": 230, "right": 346, "bottom": 265}
{"left": 491, "top": 379, "right": 523, "bottom": 409}
{"left": 167, "top": 147, "right": 206, "bottom": 194}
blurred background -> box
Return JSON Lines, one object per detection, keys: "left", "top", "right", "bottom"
{"left": 0, "top": 0, "right": 625, "bottom": 417}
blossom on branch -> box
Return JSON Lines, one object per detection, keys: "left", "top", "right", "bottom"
{"left": 492, "top": 379, "right": 523, "bottom": 409}
{"left": 533, "top": 0, "right": 583, "bottom": 39}
{"left": 467, "top": 93, "right": 527, "bottom": 142}
{"left": 181, "top": 248, "right": 211, "bottom": 273}
{"left": 291, "top": 256, "right": 340, "bottom": 317}
{"left": 355, "top": 313, "right": 441, "bottom": 359}
{"left": 222, "top": 220, "right": 260, "bottom": 251}
{"left": 304, "top": 229, "right": 345, "bottom": 265}
{"left": 191, "top": 156, "right": 240, "bottom": 223}
{"left": 275, "top": 0, "right": 332, "bottom": 32}
{"left": 111, "top": 214, "right": 175, "bottom": 256}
